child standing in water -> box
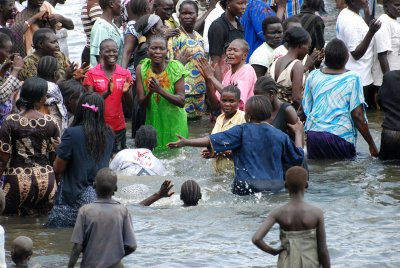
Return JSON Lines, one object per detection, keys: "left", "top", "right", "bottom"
{"left": 68, "top": 168, "right": 137, "bottom": 268}
{"left": 10, "top": 236, "right": 38, "bottom": 268}
{"left": 252, "top": 166, "right": 330, "bottom": 268}
{"left": 204, "top": 85, "right": 246, "bottom": 174}
{"left": 168, "top": 95, "right": 304, "bottom": 195}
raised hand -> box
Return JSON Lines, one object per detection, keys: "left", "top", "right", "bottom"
{"left": 122, "top": 77, "right": 131, "bottom": 92}
{"left": 175, "top": 47, "right": 193, "bottom": 65}
{"left": 157, "top": 180, "right": 175, "bottom": 198}
{"left": 368, "top": 19, "right": 382, "bottom": 34}
{"left": 73, "top": 62, "right": 90, "bottom": 81}
{"left": 195, "top": 57, "right": 215, "bottom": 80}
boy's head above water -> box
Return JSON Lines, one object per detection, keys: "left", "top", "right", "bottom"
{"left": 94, "top": 168, "right": 118, "bottom": 198}
{"left": 180, "top": 180, "right": 202, "bottom": 206}
{"left": 285, "top": 166, "right": 308, "bottom": 193}
{"left": 245, "top": 95, "right": 272, "bottom": 123}
{"left": 11, "top": 236, "right": 33, "bottom": 265}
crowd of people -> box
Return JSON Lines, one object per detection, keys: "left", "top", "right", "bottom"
{"left": 0, "top": 0, "right": 399, "bottom": 266}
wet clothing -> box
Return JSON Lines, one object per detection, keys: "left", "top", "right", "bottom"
{"left": 0, "top": 114, "right": 60, "bottom": 215}
{"left": 303, "top": 69, "right": 365, "bottom": 145}
{"left": 71, "top": 199, "right": 137, "bottom": 267}
{"left": 378, "top": 70, "right": 400, "bottom": 159}
{"left": 139, "top": 58, "right": 189, "bottom": 149}
{"left": 211, "top": 110, "right": 246, "bottom": 174}
{"left": 278, "top": 229, "right": 319, "bottom": 268}
{"left": 209, "top": 123, "right": 304, "bottom": 195}
{"left": 110, "top": 149, "right": 166, "bottom": 176}
{"left": 272, "top": 103, "right": 290, "bottom": 134}
{"left": 46, "top": 125, "right": 114, "bottom": 227}
{"left": 306, "top": 131, "right": 356, "bottom": 159}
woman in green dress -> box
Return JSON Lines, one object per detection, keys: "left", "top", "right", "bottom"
{"left": 136, "top": 35, "right": 189, "bottom": 150}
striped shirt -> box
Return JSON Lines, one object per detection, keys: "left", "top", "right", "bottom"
{"left": 81, "top": 1, "right": 102, "bottom": 47}
{"left": 302, "top": 69, "right": 366, "bottom": 145}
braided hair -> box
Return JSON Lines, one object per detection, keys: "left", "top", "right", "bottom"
{"left": 37, "top": 55, "right": 59, "bottom": 82}
{"left": 180, "top": 180, "right": 202, "bottom": 206}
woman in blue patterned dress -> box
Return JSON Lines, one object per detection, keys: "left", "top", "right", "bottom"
{"left": 302, "top": 38, "right": 378, "bottom": 159}
{"left": 171, "top": 1, "right": 206, "bottom": 120}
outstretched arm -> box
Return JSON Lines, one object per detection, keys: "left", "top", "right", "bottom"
{"left": 139, "top": 180, "right": 174, "bottom": 206}
{"left": 167, "top": 135, "right": 211, "bottom": 149}
{"left": 351, "top": 19, "right": 381, "bottom": 60}
{"left": 252, "top": 211, "right": 284, "bottom": 256}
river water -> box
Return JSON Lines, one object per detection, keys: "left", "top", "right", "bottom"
{"left": 0, "top": 0, "right": 399, "bottom": 267}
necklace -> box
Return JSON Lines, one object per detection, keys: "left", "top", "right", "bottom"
{"left": 179, "top": 26, "right": 195, "bottom": 39}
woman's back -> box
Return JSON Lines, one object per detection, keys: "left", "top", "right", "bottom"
{"left": 0, "top": 114, "right": 59, "bottom": 167}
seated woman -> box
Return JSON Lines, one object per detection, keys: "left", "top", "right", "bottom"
{"left": 269, "top": 26, "right": 310, "bottom": 109}
{"left": 378, "top": 70, "right": 400, "bottom": 160}
{"left": 136, "top": 35, "right": 189, "bottom": 150}
{"left": 302, "top": 38, "right": 378, "bottom": 159}
{"left": 110, "top": 125, "right": 166, "bottom": 176}
{"left": 197, "top": 39, "right": 257, "bottom": 112}
{"left": 47, "top": 92, "right": 114, "bottom": 227}
{"left": 168, "top": 95, "right": 304, "bottom": 195}
{"left": 37, "top": 55, "right": 68, "bottom": 134}
{"left": 18, "top": 28, "right": 69, "bottom": 81}
{"left": 0, "top": 77, "right": 60, "bottom": 215}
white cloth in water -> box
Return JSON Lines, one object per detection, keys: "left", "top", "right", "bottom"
{"left": 109, "top": 149, "right": 166, "bottom": 176}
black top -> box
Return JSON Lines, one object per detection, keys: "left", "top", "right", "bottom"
{"left": 272, "top": 102, "right": 290, "bottom": 134}
{"left": 208, "top": 13, "right": 244, "bottom": 57}
{"left": 56, "top": 125, "right": 114, "bottom": 205}
{"left": 297, "top": 11, "right": 325, "bottom": 54}
{"left": 378, "top": 70, "right": 400, "bottom": 131}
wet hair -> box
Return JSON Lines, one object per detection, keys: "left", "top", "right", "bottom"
{"left": 37, "top": 55, "right": 58, "bottom": 81}
{"left": 134, "top": 14, "right": 162, "bottom": 37}
{"left": 284, "top": 26, "right": 310, "bottom": 48}
{"left": 135, "top": 125, "right": 157, "bottom": 151}
{"left": 254, "top": 76, "right": 277, "bottom": 96}
{"left": 0, "top": 29, "right": 13, "bottom": 48}
{"left": 94, "top": 168, "right": 118, "bottom": 197}
{"left": 230, "top": 38, "right": 249, "bottom": 53}
{"left": 302, "top": 0, "right": 321, "bottom": 11}
{"left": 179, "top": 0, "right": 199, "bottom": 14}
{"left": 221, "top": 85, "right": 241, "bottom": 100}
{"left": 245, "top": 95, "right": 272, "bottom": 121}
{"left": 129, "top": 0, "right": 149, "bottom": 16}
{"left": 16, "top": 77, "right": 48, "bottom": 110}
{"left": 262, "top": 16, "right": 282, "bottom": 35}
{"left": 71, "top": 93, "right": 113, "bottom": 162}
{"left": 58, "top": 79, "right": 84, "bottom": 101}
{"left": 147, "top": 34, "right": 167, "bottom": 46}
{"left": 324, "top": 38, "right": 349, "bottom": 69}
{"left": 32, "top": 28, "right": 54, "bottom": 49}
{"left": 180, "top": 180, "right": 201, "bottom": 206}
{"left": 11, "top": 236, "right": 33, "bottom": 265}
{"left": 285, "top": 166, "right": 308, "bottom": 193}
{"left": 283, "top": 16, "right": 301, "bottom": 32}
{"left": 99, "top": 38, "right": 117, "bottom": 52}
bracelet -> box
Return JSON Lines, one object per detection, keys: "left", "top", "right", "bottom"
{"left": 24, "top": 20, "right": 31, "bottom": 28}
